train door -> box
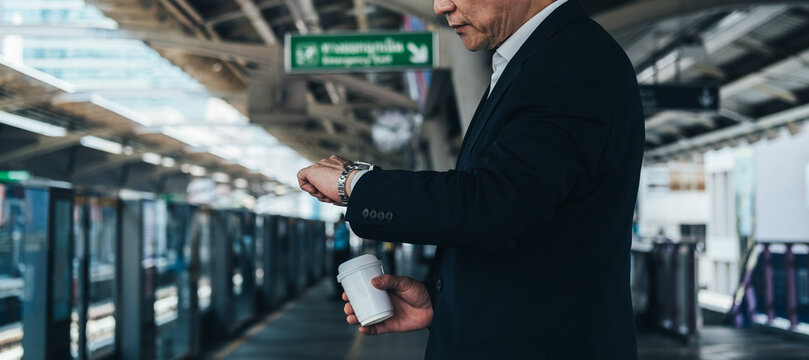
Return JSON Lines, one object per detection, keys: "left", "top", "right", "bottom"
{"left": 188, "top": 207, "right": 211, "bottom": 354}
{"left": 72, "top": 195, "right": 119, "bottom": 360}
{"left": 229, "top": 211, "right": 255, "bottom": 329}
{"left": 153, "top": 202, "right": 192, "bottom": 360}
{"left": 254, "top": 215, "right": 267, "bottom": 312}
{"left": 47, "top": 188, "right": 74, "bottom": 360}
{"left": 0, "top": 184, "right": 70, "bottom": 360}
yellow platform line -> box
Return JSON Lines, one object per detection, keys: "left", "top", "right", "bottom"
{"left": 344, "top": 330, "right": 365, "bottom": 360}
{"left": 211, "top": 283, "right": 324, "bottom": 360}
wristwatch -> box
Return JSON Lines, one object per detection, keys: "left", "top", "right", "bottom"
{"left": 337, "top": 161, "right": 381, "bottom": 205}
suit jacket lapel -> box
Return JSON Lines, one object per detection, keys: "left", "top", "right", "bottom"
{"left": 454, "top": 0, "right": 588, "bottom": 168}
{"left": 460, "top": 60, "right": 523, "bottom": 157}
{"left": 455, "top": 85, "right": 490, "bottom": 168}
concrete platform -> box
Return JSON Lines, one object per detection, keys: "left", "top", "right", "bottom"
{"left": 205, "top": 280, "right": 809, "bottom": 359}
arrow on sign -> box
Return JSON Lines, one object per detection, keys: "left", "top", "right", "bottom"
{"left": 407, "top": 42, "right": 429, "bottom": 64}
{"left": 699, "top": 88, "right": 715, "bottom": 108}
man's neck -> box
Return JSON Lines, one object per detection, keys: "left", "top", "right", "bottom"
{"left": 495, "top": 0, "right": 556, "bottom": 49}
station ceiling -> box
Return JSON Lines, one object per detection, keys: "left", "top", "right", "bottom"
{"left": 86, "top": 0, "right": 809, "bottom": 164}
{"left": 0, "top": 59, "right": 272, "bottom": 195}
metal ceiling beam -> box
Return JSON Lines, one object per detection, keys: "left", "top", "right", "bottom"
{"left": 125, "top": 166, "right": 183, "bottom": 187}
{"left": 307, "top": 102, "right": 372, "bottom": 132}
{"left": 306, "top": 74, "right": 419, "bottom": 110}
{"left": 0, "top": 91, "right": 63, "bottom": 110}
{"left": 0, "top": 130, "right": 107, "bottom": 164}
{"left": 70, "top": 153, "right": 144, "bottom": 180}
{"left": 353, "top": 0, "right": 370, "bottom": 30}
{"left": 164, "top": 0, "right": 249, "bottom": 84}
{"left": 205, "top": 0, "right": 285, "bottom": 27}
{"left": 365, "top": 0, "right": 438, "bottom": 24}
{"left": 0, "top": 25, "right": 278, "bottom": 66}
{"left": 646, "top": 100, "right": 809, "bottom": 158}
{"left": 721, "top": 46, "right": 809, "bottom": 100}
{"left": 143, "top": 31, "right": 279, "bottom": 65}
{"left": 234, "top": 0, "right": 279, "bottom": 45}
{"left": 594, "top": 0, "right": 805, "bottom": 33}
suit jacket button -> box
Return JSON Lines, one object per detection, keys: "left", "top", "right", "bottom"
{"left": 385, "top": 212, "right": 393, "bottom": 221}
{"left": 435, "top": 278, "right": 443, "bottom": 292}
{"left": 369, "top": 210, "right": 377, "bottom": 220}
{"left": 362, "top": 209, "right": 369, "bottom": 218}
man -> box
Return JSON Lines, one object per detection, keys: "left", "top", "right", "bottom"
{"left": 297, "top": 0, "right": 644, "bottom": 358}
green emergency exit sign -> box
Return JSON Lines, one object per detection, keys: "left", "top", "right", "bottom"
{"left": 0, "top": 170, "right": 30, "bottom": 182}
{"left": 285, "top": 32, "right": 436, "bottom": 73}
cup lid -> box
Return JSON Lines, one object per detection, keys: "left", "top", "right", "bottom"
{"left": 338, "top": 254, "right": 379, "bottom": 275}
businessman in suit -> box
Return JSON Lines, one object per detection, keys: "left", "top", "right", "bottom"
{"left": 297, "top": 0, "right": 644, "bottom": 358}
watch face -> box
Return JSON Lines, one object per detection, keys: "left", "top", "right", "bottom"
{"left": 350, "top": 161, "right": 374, "bottom": 170}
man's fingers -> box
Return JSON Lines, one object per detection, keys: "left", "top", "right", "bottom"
{"left": 346, "top": 314, "right": 359, "bottom": 325}
{"left": 344, "top": 302, "right": 354, "bottom": 315}
{"left": 297, "top": 166, "right": 312, "bottom": 187}
{"left": 342, "top": 292, "right": 348, "bottom": 301}
{"left": 318, "top": 157, "right": 344, "bottom": 170}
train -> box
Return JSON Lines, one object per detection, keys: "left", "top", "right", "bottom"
{"left": 0, "top": 181, "right": 329, "bottom": 360}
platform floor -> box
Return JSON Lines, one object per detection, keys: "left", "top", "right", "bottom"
{"left": 205, "top": 280, "right": 809, "bottom": 359}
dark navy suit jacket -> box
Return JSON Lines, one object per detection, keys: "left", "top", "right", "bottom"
{"left": 346, "top": 1, "right": 644, "bottom": 358}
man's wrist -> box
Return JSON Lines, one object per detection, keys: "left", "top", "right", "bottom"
{"left": 345, "top": 169, "right": 358, "bottom": 197}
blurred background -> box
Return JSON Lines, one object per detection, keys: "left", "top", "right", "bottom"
{"left": 0, "top": 0, "right": 809, "bottom": 359}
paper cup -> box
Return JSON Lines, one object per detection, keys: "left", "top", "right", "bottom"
{"left": 337, "top": 254, "right": 394, "bottom": 327}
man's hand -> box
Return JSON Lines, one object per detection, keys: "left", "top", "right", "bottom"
{"left": 297, "top": 155, "right": 355, "bottom": 205}
{"left": 343, "top": 275, "right": 433, "bottom": 335}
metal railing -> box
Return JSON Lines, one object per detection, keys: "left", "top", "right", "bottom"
{"left": 631, "top": 239, "right": 699, "bottom": 341}
{"left": 729, "top": 241, "right": 809, "bottom": 334}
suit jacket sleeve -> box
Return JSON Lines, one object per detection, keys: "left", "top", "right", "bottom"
{"left": 345, "top": 47, "right": 617, "bottom": 254}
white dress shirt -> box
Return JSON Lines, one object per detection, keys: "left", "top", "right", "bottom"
{"left": 350, "top": 0, "right": 568, "bottom": 195}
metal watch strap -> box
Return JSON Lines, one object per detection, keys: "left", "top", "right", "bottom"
{"left": 337, "top": 168, "right": 352, "bottom": 205}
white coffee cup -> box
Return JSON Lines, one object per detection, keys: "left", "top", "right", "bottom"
{"left": 337, "top": 254, "right": 394, "bottom": 327}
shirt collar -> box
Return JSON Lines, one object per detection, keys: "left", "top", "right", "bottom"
{"left": 495, "top": 0, "right": 568, "bottom": 63}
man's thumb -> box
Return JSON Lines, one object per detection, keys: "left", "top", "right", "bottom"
{"left": 372, "top": 274, "right": 396, "bottom": 290}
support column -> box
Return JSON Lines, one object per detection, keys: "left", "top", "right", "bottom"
{"left": 437, "top": 27, "right": 491, "bottom": 134}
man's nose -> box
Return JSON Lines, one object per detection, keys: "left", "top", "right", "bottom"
{"left": 433, "top": 0, "right": 455, "bottom": 16}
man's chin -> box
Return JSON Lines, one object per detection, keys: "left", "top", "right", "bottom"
{"left": 459, "top": 37, "right": 490, "bottom": 52}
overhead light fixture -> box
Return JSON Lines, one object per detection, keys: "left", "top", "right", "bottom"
{"left": 189, "top": 165, "right": 206, "bottom": 177}
{"left": 81, "top": 136, "right": 123, "bottom": 154}
{"left": 180, "top": 164, "right": 192, "bottom": 173}
{"left": 161, "top": 157, "right": 176, "bottom": 168}
{"left": 234, "top": 178, "right": 248, "bottom": 189}
{"left": 274, "top": 184, "right": 286, "bottom": 196}
{"left": 787, "top": 121, "right": 802, "bottom": 136}
{"left": 142, "top": 152, "right": 162, "bottom": 165}
{"left": 212, "top": 172, "right": 230, "bottom": 183}
{"left": 0, "top": 111, "right": 67, "bottom": 137}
